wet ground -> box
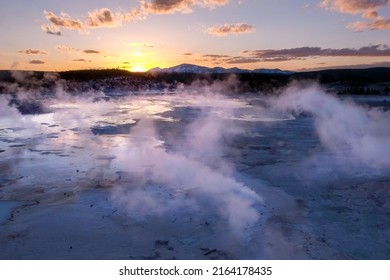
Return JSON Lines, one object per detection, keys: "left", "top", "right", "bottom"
{"left": 0, "top": 93, "right": 389, "bottom": 259}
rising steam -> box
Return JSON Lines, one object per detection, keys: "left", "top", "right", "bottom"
{"left": 110, "top": 102, "right": 264, "bottom": 239}
{"left": 271, "top": 82, "right": 390, "bottom": 171}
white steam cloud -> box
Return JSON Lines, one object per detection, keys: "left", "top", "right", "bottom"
{"left": 271, "top": 82, "right": 390, "bottom": 171}
{"left": 110, "top": 99, "right": 264, "bottom": 238}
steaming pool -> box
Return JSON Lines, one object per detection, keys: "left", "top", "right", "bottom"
{"left": 0, "top": 91, "right": 389, "bottom": 259}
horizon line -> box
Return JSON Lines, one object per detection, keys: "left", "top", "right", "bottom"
{"left": 2, "top": 63, "right": 390, "bottom": 74}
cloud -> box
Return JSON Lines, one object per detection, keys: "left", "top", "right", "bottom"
{"left": 139, "top": 0, "right": 229, "bottom": 15}
{"left": 202, "top": 0, "right": 230, "bottom": 7}
{"left": 56, "top": 45, "right": 80, "bottom": 54}
{"left": 196, "top": 44, "right": 390, "bottom": 66}
{"left": 40, "top": 1, "right": 230, "bottom": 35}
{"left": 363, "top": 10, "right": 380, "bottom": 19}
{"left": 202, "top": 54, "right": 230, "bottom": 58}
{"left": 243, "top": 44, "right": 390, "bottom": 61}
{"left": 29, "top": 60, "right": 45, "bottom": 64}
{"left": 225, "top": 57, "right": 259, "bottom": 64}
{"left": 300, "top": 61, "right": 390, "bottom": 71}
{"left": 41, "top": 8, "right": 140, "bottom": 35}
{"left": 207, "top": 23, "right": 255, "bottom": 36}
{"left": 140, "top": 0, "right": 195, "bottom": 14}
{"left": 86, "top": 8, "right": 121, "bottom": 28}
{"left": 348, "top": 17, "right": 390, "bottom": 31}
{"left": 320, "top": 0, "right": 388, "bottom": 14}
{"left": 55, "top": 45, "right": 103, "bottom": 55}
{"left": 44, "top": 11, "right": 83, "bottom": 30}
{"left": 320, "top": 0, "right": 390, "bottom": 31}
{"left": 121, "top": 0, "right": 229, "bottom": 21}
{"left": 18, "top": 49, "right": 48, "bottom": 55}
{"left": 127, "top": 42, "right": 155, "bottom": 48}
{"left": 40, "top": 25, "right": 62, "bottom": 36}
{"left": 246, "top": 47, "right": 322, "bottom": 59}
{"left": 83, "top": 50, "right": 101, "bottom": 54}
{"left": 120, "top": 7, "right": 147, "bottom": 22}
{"left": 72, "top": 59, "right": 92, "bottom": 62}
{"left": 202, "top": 54, "right": 231, "bottom": 63}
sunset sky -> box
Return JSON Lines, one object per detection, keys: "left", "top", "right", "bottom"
{"left": 0, "top": 0, "right": 389, "bottom": 72}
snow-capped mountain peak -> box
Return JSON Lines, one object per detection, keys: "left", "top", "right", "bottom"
{"left": 148, "top": 64, "right": 293, "bottom": 75}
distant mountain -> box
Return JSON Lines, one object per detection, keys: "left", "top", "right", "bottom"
{"left": 148, "top": 63, "right": 293, "bottom": 75}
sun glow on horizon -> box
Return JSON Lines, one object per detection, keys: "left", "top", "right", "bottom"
{"left": 131, "top": 65, "right": 146, "bottom": 72}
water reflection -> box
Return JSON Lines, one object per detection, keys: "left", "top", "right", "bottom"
{"left": 0, "top": 94, "right": 294, "bottom": 202}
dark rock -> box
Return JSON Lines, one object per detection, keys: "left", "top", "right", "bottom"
{"left": 155, "top": 240, "right": 169, "bottom": 247}
{"left": 203, "top": 249, "right": 217, "bottom": 256}
{"left": 91, "top": 123, "right": 135, "bottom": 135}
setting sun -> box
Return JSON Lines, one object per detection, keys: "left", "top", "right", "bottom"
{"left": 132, "top": 65, "right": 146, "bottom": 72}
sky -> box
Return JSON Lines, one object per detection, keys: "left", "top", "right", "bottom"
{"left": 0, "top": 0, "right": 389, "bottom": 72}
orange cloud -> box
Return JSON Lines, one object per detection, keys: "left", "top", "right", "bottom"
{"left": 41, "top": 1, "right": 230, "bottom": 35}
{"left": 44, "top": 11, "right": 83, "bottom": 30}
{"left": 320, "top": 0, "right": 389, "bottom": 31}
{"left": 72, "top": 59, "right": 92, "bottom": 62}
{"left": 363, "top": 10, "right": 379, "bottom": 19}
{"left": 86, "top": 8, "right": 121, "bottom": 28}
{"left": 56, "top": 45, "right": 102, "bottom": 55}
{"left": 83, "top": 50, "right": 101, "bottom": 54}
{"left": 203, "top": 0, "right": 229, "bottom": 7}
{"left": 40, "top": 25, "right": 61, "bottom": 36}
{"left": 207, "top": 23, "right": 255, "bottom": 36}
{"left": 140, "top": 0, "right": 195, "bottom": 14}
{"left": 140, "top": 0, "right": 229, "bottom": 15}
{"left": 56, "top": 45, "right": 80, "bottom": 54}
{"left": 41, "top": 11, "right": 85, "bottom": 36}
{"left": 348, "top": 17, "right": 390, "bottom": 31}
{"left": 29, "top": 60, "right": 45, "bottom": 64}
{"left": 320, "top": 0, "right": 388, "bottom": 13}
{"left": 18, "top": 49, "right": 48, "bottom": 55}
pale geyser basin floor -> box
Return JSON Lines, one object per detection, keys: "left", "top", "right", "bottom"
{"left": 0, "top": 95, "right": 389, "bottom": 259}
